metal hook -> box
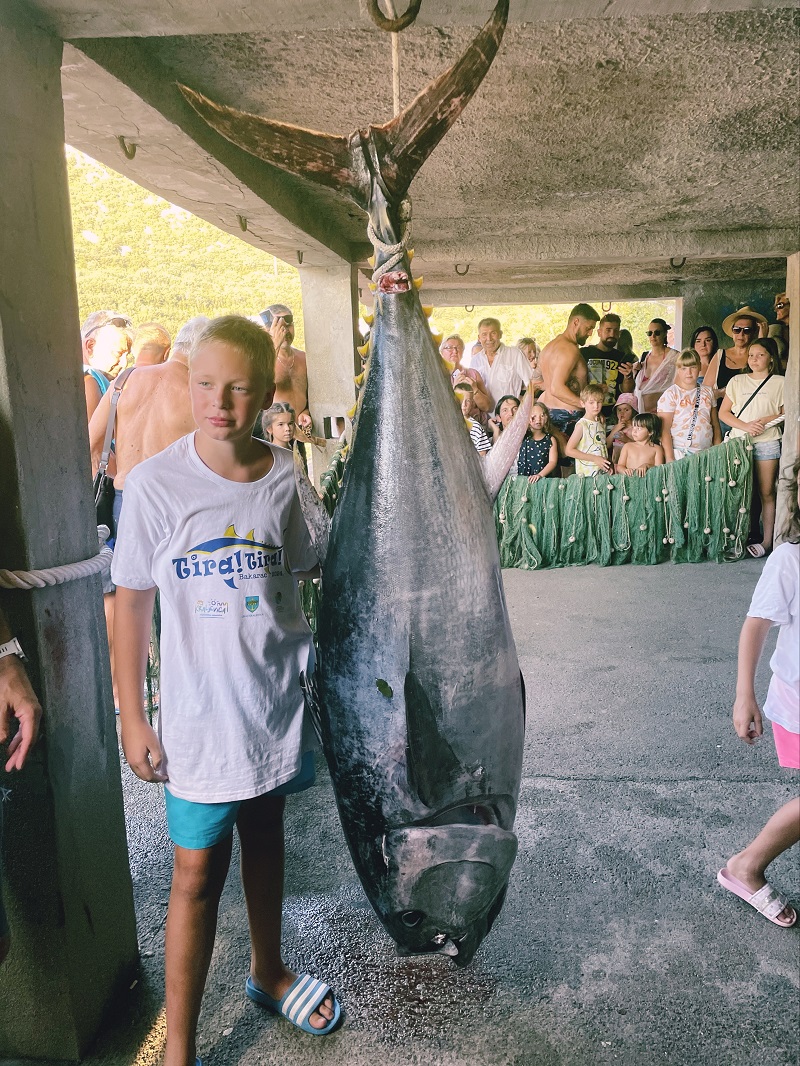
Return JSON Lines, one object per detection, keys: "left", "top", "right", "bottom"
{"left": 465, "top": 305, "right": 475, "bottom": 313}
{"left": 117, "top": 136, "right": 137, "bottom": 160}
{"left": 237, "top": 215, "right": 248, "bottom": 232}
{"left": 364, "top": 0, "right": 422, "bottom": 32}
{"left": 602, "top": 301, "right": 612, "bottom": 313}
{"left": 297, "top": 251, "right": 304, "bottom": 265}
{"left": 670, "top": 256, "right": 687, "bottom": 271}
{"left": 455, "top": 263, "right": 470, "bottom": 277}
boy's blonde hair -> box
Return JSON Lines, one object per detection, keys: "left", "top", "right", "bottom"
{"left": 191, "top": 315, "right": 276, "bottom": 385}
{"left": 676, "top": 347, "right": 701, "bottom": 369}
{"left": 580, "top": 383, "right": 605, "bottom": 403}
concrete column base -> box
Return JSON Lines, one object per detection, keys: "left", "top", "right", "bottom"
{"left": 776, "top": 251, "right": 799, "bottom": 543}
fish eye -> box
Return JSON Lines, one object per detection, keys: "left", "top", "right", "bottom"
{"left": 400, "top": 910, "right": 425, "bottom": 928}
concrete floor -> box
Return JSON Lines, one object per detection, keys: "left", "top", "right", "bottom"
{"left": 70, "top": 559, "right": 798, "bottom": 1066}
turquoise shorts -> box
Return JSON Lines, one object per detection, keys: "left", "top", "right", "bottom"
{"left": 164, "top": 752, "right": 315, "bottom": 850}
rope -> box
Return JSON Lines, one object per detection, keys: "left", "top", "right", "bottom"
{"left": 367, "top": 212, "right": 412, "bottom": 282}
{"left": 0, "top": 526, "right": 113, "bottom": 590}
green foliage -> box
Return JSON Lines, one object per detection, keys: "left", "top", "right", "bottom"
{"left": 67, "top": 147, "right": 305, "bottom": 346}
{"left": 68, "top": 147, "right": 677, "bottom": 357}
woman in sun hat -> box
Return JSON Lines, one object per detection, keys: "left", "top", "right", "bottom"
{"left": 705, "top": 307, "right": 768, "bottom": 436}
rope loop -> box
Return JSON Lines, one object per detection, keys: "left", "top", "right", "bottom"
{"left": 367, "top": 204, "right": 412, "bottom": 283}
{"left": 0, "top": 526, "right": 113, "bottom": 590}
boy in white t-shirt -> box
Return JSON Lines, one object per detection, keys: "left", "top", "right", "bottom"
{"left": 113, "top": 316, "right": 339, "bottom": 1066}
{"left": 657, "top": 348, "right": 721, "bottom": 461}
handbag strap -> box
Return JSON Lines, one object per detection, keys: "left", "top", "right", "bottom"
{"left": 97, "top": 367, "right": 135, "bottom": 474}
{"left": 734, "top": 373, "right": 773, "bottom": 421}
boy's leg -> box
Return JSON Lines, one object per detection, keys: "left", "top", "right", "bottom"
{"left": 237, "top": 793, "right": 334, "bottom": 1029}
{"left": 726, "top": 797, "right": 800, "bottom": 924}
{"left": 165, "top": 835, "right": 233, "bottom": 1066}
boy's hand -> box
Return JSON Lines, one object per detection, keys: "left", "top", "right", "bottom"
{"left": 122, "top": 718, "right": 167, "bottom": 782}
{"left": 595, "top": 456, "right": 613, "bottom": 472}
{"left": 732, "top": 693, "right": 763, "bottom": 744}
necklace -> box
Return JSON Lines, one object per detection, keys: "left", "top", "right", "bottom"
{"left": 277, "top": 348, "right": 295, "bottom": 370}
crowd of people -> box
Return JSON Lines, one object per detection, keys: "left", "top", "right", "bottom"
{"left": 446, "top": 296, "right": 789, "bottom": 560}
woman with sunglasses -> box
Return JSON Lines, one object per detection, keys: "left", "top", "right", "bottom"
{"left": 706, "top": 307, "right": 768, "bottom": 436}
{"left": 633, "top": 318, "right": 679, "bottom": 413}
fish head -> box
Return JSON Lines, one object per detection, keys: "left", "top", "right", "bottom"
{"left": 380, "top": 822, "right": 518, "bottom": 966}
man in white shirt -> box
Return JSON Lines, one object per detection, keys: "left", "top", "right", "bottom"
{"left": 468, "top": 318, "right": 531, "bottom": 406}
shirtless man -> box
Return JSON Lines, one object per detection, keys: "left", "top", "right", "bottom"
{"left": 539, "top": 303, "right": 600, "bottom": 440}
{"left": 257, "top": 305, "right": 312, "bottom": 439}
{"left": 131, "top": 322, "right": 171, "bottom": 366}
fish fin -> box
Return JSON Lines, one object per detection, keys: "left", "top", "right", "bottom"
{"left": 177, "top": 83, "right": 367, "bottom": 205}
{"left": 404, "top": 670, "right": 463, "bottom": 809}
{"left": 293, "top": 448, "right": 330, "bottom": 566}
{"left": 482, "top": 387, "right": 534, "bottom": 502}
{"left": 370, "top": 0, "right": 509, "bottom": 202}
{"left": 178, "top": 0, "right": 508, "bottom": 209}
{"left": 224, "top": 523, "right": 237, "bottom": 537}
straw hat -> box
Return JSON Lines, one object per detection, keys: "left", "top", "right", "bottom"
{"left": 721, "top": 306, "right": 768, "bottom": 339}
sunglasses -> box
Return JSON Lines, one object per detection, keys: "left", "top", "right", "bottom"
{"left": 732, "top": 326, "right": 756, "bottom": 334}
{"left": 84, "top": 315, "right": 132, "bottom": 338}
{"left": 775, "top": 302, "right": 788, "bottom": 310}
{"left": 646, "top": 330, "right": 664, "bottom": 337}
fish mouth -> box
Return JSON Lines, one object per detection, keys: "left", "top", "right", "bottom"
{"left": 420, "top": 794, "right": 515, "bottom": 830}
{"left": 378, "top": 270, "right": 410, "bottom": 294}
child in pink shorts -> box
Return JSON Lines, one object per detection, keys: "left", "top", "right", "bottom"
{"left": 717, "top": 458, "right": 800, "bottom": 927}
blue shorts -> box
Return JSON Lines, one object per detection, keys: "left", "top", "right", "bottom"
{"left": 165, "top": 752, "right": 316, "bottom": 850}
{"left": 547, "top": 408, "right": 582, "bottom": 439}
{"left": 753, "top": 438, "right": 782, "bottom": 461}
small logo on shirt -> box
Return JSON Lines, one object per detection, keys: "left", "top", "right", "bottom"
{"left": 195, "top": 599, "right": 229, "bottom": 617}
{"left": 245, "top": 596, "right": 260, "bottom": 613}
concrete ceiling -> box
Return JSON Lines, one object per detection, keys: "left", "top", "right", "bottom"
{"left": 23, "top": 0, "right": 800, "bottom": 303}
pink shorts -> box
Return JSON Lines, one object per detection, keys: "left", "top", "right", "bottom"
{"left": 772, "top": 721, "right": 800, "bottom": 769}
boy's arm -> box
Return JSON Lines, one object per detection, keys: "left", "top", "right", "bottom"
{"left": 733, "top": 615, "right": 772, "bottom": 743}
{"left": 115, "top": 586, "right": 165, "bottom": 782}
{"left": 565, "top": 424, "right": 611, "bottom": 470}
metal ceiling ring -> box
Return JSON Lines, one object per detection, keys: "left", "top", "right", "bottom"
{"left": 117, "top": 136, "right": 137, "bottom": 160}
{"left": 465, "top": 305, "right": 475, "bottom": 313}
{"left": 364, "top": 0, "right": 422, "bottom": 32}
{"left": 237, "top": 214, "right": 248, "bottom": 232}
{"left": 602, "top": 301, "right": 612, "bottom": 313}
{"left": 455, "top": 263, "right": 470, "bottom": 276}
{"left": 670, "top": 256, "right": 687, "bottom": 270}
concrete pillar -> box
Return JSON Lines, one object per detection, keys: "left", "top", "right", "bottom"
{"left": 299, "top": 261, "right": 360, "bottom": 478}
{"left": 775, "top": 251, "right": 799, "bottom": 544}
{"left": 0, "top": 5, "right": 137, "bottom": 1059}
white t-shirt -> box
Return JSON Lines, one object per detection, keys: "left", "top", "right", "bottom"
{"left": 470, "top": 344, "right": 532, "bottom": 404}
{"left": 725, "top": 374, "right": 785, "bottom": 443}
{"left": 657, "top": 383, "right": 716, "bottom": 454}
{"left": 111, "top": 434, "right": 318, "bottom": 802}
{"left": 747, "top": 541, "right": 800, "bottom": 733}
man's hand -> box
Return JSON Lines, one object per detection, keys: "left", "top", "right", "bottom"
{"left": 269, "top": 318, "right": 291, "bottom": 353}
{"left": 121, "top": 718, "right": 167, "bottom": 783}
{"left": 0, "top": 656, "right": 42, "bottom": 773}
{"left": 619, "top": 362, "right": 635, "bottom": 379}
{"left": 296, "top": 410, "right": 312, "bottom": 436}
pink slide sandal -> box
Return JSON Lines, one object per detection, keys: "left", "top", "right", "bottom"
{"left": 717, "top": 867, "right": 797, "bottom": 928}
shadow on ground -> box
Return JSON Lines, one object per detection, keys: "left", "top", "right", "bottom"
{"left": 59, "top": 560, "right": 800, "bottom": 1066}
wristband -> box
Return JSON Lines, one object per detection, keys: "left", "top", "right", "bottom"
{"left": 0, "top": 638, "right": 27, "bottom": 664}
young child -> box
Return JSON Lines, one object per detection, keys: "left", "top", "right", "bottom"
{"left": 565, "top": 383, "right": 613, "bottom": 476}
{"left": 516, "top": 401, "right": 558, "bottom": 482}
{"left": 717, "top": 458, "right": 799, "bottom": 928}
{"left": 606, "top": 392, "right": 638, "bottom": 464}
{"left": 112, "top": 316, "right": 339, "bottom": 1066}
{"left": 261, "top": 401, "right": 296, "bottom": 449}
{"left": 454, "top": 381, "right": 492, "bottom": 456}
{"left": 719, "top": 337, "right": 785, "bottom": 558}
{"left": 657, "top": 348, "right": 721, "bottom": 462}
{"left": 616, "top": 413, "right": 666, "bottom": 477}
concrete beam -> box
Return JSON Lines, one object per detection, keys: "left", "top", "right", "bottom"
{"left": 63, "top": 40, "right": 356, "bottom": 267}
{"left": 0, "top": 5, "right": 137, "bottom": 1057}
{"left": 299, "top": 261, "right": 360, "bottom": 476}
{"left": 23, "top": 0, "right": 796, "bottom": 38}
{"left": 776, "top": 250, "right": 799, "bottom": 544}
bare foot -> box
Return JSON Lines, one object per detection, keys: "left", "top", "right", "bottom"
{"left": 251, "top": 964, "right": 335, "bottom": 1029}
{"left": 726, "top": 853, "right": 795, "bottom": 924}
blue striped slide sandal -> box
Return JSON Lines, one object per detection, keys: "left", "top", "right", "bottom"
{"left": 245, "top": 973, "right": 342, "bottom": 1035}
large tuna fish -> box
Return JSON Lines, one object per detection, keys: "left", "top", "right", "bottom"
{"left": 180, "top": 0, "right": 528, "bottom": 965}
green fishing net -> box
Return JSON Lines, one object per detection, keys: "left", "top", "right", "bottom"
{"left": 494, "top": 438, "right": 754, "bottom": 570}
